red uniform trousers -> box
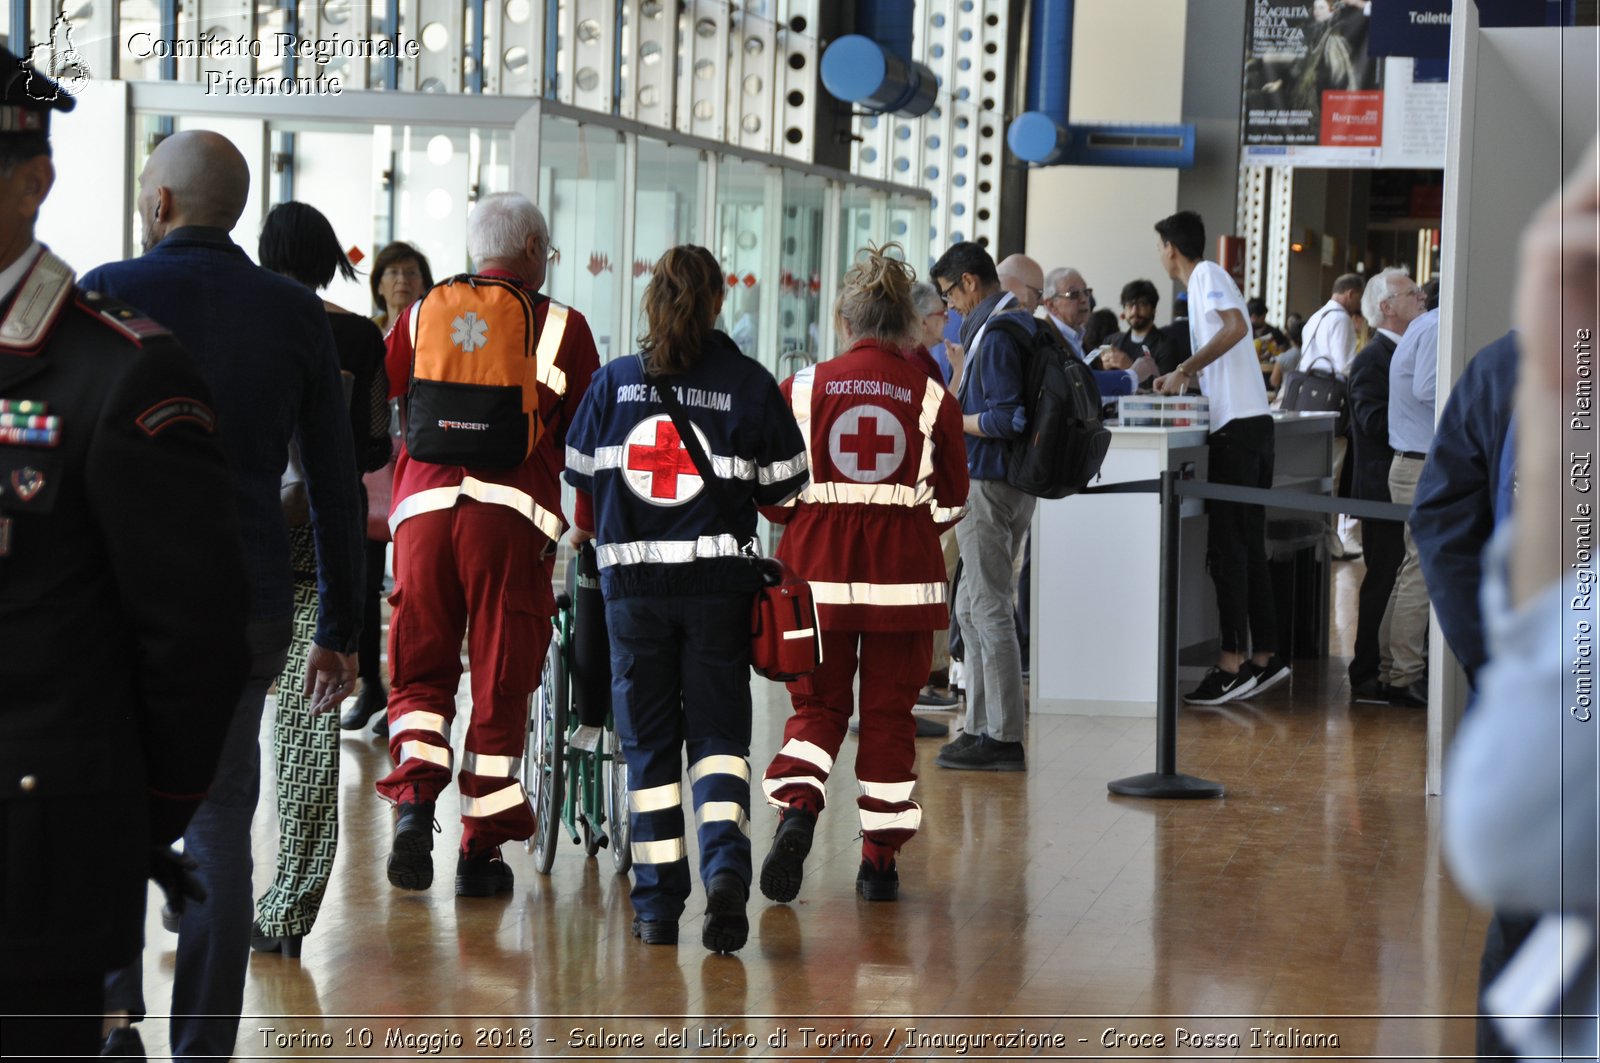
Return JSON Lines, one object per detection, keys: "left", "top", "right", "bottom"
{"left": 375, "top": 500, "right": 552, "bottom": 851}
{"left": 762, "top": 628, "right": 931, "bottom": 855}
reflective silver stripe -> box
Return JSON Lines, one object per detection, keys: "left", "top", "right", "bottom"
{"left": 596, "top": 534, "right": 745, "bottom": 568}
{"left": 916, "top": 376, "right": 942, "bottom": 492}
{"left": 565, "top": 445, "right": 595, "bottom": 477}
{"left": 810, "top": 581, "right": 946, "bottom": 607}
{"left": 390, "top": 477, "right": 564, "bottom": 541}
{"left": 630, "top": 781, "right": 682, "bottom": 813}
{"left": 589, "top": 444, "right": 758, "bottom": 481}
{"left": 399, "top": 740, "right": 452, "bottom": 770}
{"left": 777, "top": 738, "right": 835, "bottom": 775}
{"left": 802, "top": 481, "right": 921, "bottom": 507}
{"left": 760, "top": 774, "right": 826, "bottom": 806}
{"left": 790, "top": 365, "right": 816, "bottom": 489}
{"left": 392, "top": 710, "right": 448, "bottom": 736}
{"left": 858, "top": 779, "right": 916, "bottom": 803}
{"left": 632, "top": 838, "right": 687, "bottom": 864}
{"left": 460, "top": 781, "right": 529, "bottom": 819}
{"left": 758, "top": 450, "right": 808, "bottom": 485}
{"left": 930, "top": 503, "right": 967, "bottom": 523}
{"left": 859, "top": 806, "right": 922, "bottom": 833}
{"left": 688, "top": 754, "right": 750, "bottom": 784}
{"left": 536, "top": 303, "right": 570, "bottom": 396}
{"left": 783, "top": 627, "right": 816, "bottom": 641}
{"left": 694, "top": 801, "right": 750, "bottom": 836}
{"left": 461, "top": 752, "right": 521, "bottom": 778}
{"left": 589, "top": 444, "right": 625, "bottom": 470}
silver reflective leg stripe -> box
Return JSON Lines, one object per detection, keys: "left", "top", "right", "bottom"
{"left": 399, "top": 740, "right": 452, "bottom": 770}
{"left": 776, "top": 738, "right": 835, "bottom": 775}
{"left": 392, "top": 710, "right": 448, "bottom": 736}
{"left": 629, "top": 781, "right": 683, "bottom": 813}
{"left": 761, "top": 775, "right": 825, "bottom": 807}
{"left": 694, "top": 801, "right": 750, "bottom": 836}
{"left": 461, "top": 752, "right": 521, "bottom": 777}
{"left": 859, "top": 805, "right": 922, "bottom": 833}
{"left": 858, "top": 779, "right": 916, "bottom": 803}
{"left": 460, "top": 781, "right": 529, "bottom": 819}
{"left": 688, "top": 754, "right": 751, "bottom": 784}
{"left": 631, "top": 837, "right": 687, "bottom": 864}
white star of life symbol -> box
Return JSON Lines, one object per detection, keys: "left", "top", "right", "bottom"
{"left": 451, "top": 311, "right": 488, "bottom": 352}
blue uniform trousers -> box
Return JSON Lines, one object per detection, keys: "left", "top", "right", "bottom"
{"left": 606, "top": 593, "right": 753, "bottom": 924}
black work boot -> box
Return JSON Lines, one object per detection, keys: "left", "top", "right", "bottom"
{"left": 703, "top": 871, "right": 749, "bottom": 953}
{"left": 455, "top": 846, "right": 515, "bottom": 897}
{"left": 387, "top": 800, "right": 436, "bottom": 890}
{"left": 758, "top": 808, "right": 816, "bottom": 903}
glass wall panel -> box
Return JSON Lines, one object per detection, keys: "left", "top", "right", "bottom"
{"left": 836, "top": 184, "right": 885, "bottom": 286}
{"left": 889, "top": 191, "right": 932, "bottom": 276}
{"left": 540, "top": 114, "right": 623, "bottom": 361}
{"left": 776, "top": 169, "right": 824, "bottom": 380}
{"left": 629, "top": 135, "right": 702, "bottom": 354}
{"left": 716, "top": 155, "right": 777, "bottom": 372}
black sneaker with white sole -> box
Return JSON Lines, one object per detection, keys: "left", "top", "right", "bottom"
{"left": 1237, "top": 656, "right": 1291, "bottom": 699}
{"left": 1183, "top": 665, "right": 1258, "bottom": 705}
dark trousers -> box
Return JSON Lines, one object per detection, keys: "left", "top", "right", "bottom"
{"left": 1, "top": 974, "right": 103, "bottom": 1060}
{"left": 1477, "top": 911, "right": 1539, "bottom": 1061}
{"left": 1206, "top": 415, "right": 1277, "bottom": 655}
{"left": 358, "top": 537, "right": 387, "bottom": 687}
{"left": 1349, "top": 518, "right": 1404, "bottom": 686}
{"left": 607, "top": 593, "right": 754, "bottom": 924}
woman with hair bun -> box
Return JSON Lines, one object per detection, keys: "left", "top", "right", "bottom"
{"left": 757, "top": 244, "right": 969, "bottom": 905}
{"left": 564, "top": 244, "right": 808, "bottom": 953}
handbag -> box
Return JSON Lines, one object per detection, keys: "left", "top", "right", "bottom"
{"left": 1280, "top": 355, "right": 1350, "bottom": 434}
{"left": 645, "top": 361, "right": 821, "bottom": 682}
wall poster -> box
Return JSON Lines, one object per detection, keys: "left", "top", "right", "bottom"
{"left": 1242, "top": 0, "right": 1447, "bottom": 169}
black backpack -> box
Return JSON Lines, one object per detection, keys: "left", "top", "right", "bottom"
{"left": 983, "top": 313, "right": 1112, "bottom": 499}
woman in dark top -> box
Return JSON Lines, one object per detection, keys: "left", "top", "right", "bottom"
{"left": 251, "top": 201, "right": 389, "bottom": 957}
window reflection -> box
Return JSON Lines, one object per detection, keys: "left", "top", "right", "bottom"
{"left": 631, "top": 137, "right": 701, "bottom": 355}
{"left": 540, "top": 114, "right": 622, "bottom": 360}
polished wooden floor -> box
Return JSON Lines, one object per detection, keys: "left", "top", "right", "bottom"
{"left": 127, "top": 556, "right": 1488, "bottom": 1060}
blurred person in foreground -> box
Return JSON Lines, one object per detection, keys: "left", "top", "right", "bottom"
{"left": 1444, "top": 140, "right": 1599, "bottom": 1063}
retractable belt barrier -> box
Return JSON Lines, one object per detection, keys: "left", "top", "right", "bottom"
{"left": 1071, "top": 473, "right": 1411, "bottom": 799}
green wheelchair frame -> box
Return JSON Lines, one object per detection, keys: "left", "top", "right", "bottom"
{"left": 522, "top": 584, "right": 631, "bottom": 876}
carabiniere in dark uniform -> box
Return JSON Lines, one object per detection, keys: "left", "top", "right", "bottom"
{"left": 0, "top": 44, "right": 250, "bottom": 1055}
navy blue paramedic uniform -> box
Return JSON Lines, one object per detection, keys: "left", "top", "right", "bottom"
{"left": 564, "top": 330, "right": 807, "bottom": 924}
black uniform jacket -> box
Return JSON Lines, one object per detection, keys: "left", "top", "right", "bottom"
{"left": 0, "top": 255, "right": 249, "bottom": 978}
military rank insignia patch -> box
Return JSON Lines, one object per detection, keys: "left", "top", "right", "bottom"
{"left": 136, "top": 397, "right": 217, "bottom": 437}
{"left": 10, "top": 466, "right": 45, "bottom": 501}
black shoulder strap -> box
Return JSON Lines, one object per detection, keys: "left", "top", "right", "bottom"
{"left": 638, "top": 355, "right": 749, "bottom": 540}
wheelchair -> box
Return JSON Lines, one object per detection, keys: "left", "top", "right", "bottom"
{"left": 523, "top": 542, "right": 631, "bottom": 876}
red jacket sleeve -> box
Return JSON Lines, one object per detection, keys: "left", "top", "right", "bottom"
{"left": 383, "top": 307, "right": 413, "bottom": 401}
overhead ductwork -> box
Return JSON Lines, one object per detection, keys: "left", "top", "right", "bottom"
{"left": 820, "top": 0, "right": 938, "bottom": 118}
{"left": 1007, "top": 0, "right": 1196, "bottom": 169}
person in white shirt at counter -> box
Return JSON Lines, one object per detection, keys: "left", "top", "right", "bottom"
{"left": 1153, "top": 210, "right": 1291, "bottom": 705}
{"left": 1041, "top": 267, "right": 1158, "bottom": 397}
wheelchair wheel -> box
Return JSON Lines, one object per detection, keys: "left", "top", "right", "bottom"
{"left": 605, "top": 730, "right": 632, "bottom": 875}
{"left": 529, "top": 631, "right": 566, "bottom": 875}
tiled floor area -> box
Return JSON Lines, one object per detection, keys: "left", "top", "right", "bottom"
{"left": 126, "top": 555, "right": 1486, "bottom": 1059}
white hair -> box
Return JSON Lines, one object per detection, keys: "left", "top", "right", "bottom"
{"left": 1044, "top": 266, "right": 1077, "bottom": 295}
{"left": 467, "top": 192, "right": 548, "bottom": 268}
{"left": 910, "top": 280, "right": 942, "bottom": 317}
{"left": 1362, "top": 266, "right": 1411, "bottom": 324}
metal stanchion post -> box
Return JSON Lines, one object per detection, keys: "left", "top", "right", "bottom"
{"left": 1108, "top": 469, "right": 1225, "bottom": 799}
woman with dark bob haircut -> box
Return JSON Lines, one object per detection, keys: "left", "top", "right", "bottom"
{"left": 251, "top": 200, "right": 390, "bottom": 958}
{"left": 564, "top": 244, "right": 808, "bottom": 954}
{"left": 369, "top": 240, "right": 433, "bottom": 334}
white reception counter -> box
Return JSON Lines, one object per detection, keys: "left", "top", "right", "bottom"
{"left": 1030, "top": 411, "right": 1339, "bottom": 717}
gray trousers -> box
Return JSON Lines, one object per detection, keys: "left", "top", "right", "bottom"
{"left": 954, "top": 479, "right": 1035, "bottom": 743}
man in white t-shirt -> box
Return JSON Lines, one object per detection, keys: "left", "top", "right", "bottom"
{"left": 1153, "top": 210, "right": 1291, "bottom": 705}
{"left": 1301, "top": 272, "right": 1366, "bottom": 559}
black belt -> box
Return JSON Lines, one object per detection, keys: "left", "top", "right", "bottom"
{"left": 1397, "top": 450, "right": 1427, "bottom": 460}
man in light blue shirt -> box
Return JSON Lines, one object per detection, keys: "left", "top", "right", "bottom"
{"left": 1380, "top": 305, "right": 1439, "bottom": 706}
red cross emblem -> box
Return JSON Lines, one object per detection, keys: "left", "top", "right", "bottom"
{"left": 622, "top": 415, "right": 705, "bottom": 505}
{"left": 827, "top": 404, "right": 906, "bottom": 484}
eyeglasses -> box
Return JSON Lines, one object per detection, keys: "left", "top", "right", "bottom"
{"left": 546, "top": 245, "right": 561, "bottom": 265}
{"left": 935, "top": 278, "right": 959, "bottom": 305}
{"left": 1025, "top": 284, "right": 1044, "bottom": 303}
{"left": 382, "top": 265, "right": 423, "bottom": 281}
{"left": 1053, "top": 287, "right": 1093, "bottom": 301}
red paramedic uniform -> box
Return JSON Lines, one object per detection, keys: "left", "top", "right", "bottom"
{"left": 375, "top": 271, "right": 598, "bottom": 852}
{"left": 760, "top": 337, "right": 968, "bottom": 860}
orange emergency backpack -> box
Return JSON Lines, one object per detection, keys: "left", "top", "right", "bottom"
{"left": 406, "top": 274, "right": 543, "bottom": 468}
